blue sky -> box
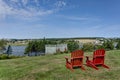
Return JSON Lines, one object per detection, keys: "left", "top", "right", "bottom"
{"left": 0, "top": 0, "right": 120, "bottom": 39}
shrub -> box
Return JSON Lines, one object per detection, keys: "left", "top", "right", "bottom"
{"left": 0, "top": 39, "right": 7, "bottom": 51}
{"left": 103, "top": 40, "right": 114, "bottom": 50}
{"left": 96, "top": 45, "right": 105, "bottom": 49}
{"left": 9, "top": 55, "right": 22, "bottom": 59}
{"left": 0, "top": 54, "right": 9, "bottom": 59}
{"left": 67, "top": 41, "right": 79, "bottom": 52}
{"left": 82, "top": 43, "right": 94, "bottom": 52}
{"left": 116, "top": 40, "right": 120, "bottom": 49}
{"left": 0, "top": 54, "right": 22, "bottom": 60}
{"left": 25, "top": 40, "right": 45, "bottom": 55}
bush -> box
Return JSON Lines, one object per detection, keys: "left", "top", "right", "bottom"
{"left": 82, "top": 43, "right": 94, "bottom": 52}
{"left": 116, "top": 40, "right": 120, "bottom": 49}
{"left": 25, "top": 40, "right": 45, "bottom": 55}
{"left": 0, "top": 54, "right": 9, "bottom": 59}
{"left": 0, "top": 39, "right": 7, "bottom": 51}
{"left": 103, "top": 40, "right": 114, "bottom": 50}
{"left": 0, "top": 54, "right": 22, "bottom": 60}
{"left": 9, "top": 55, "right": 22, "bottom": 59}
{"left": 67, "top": 41, "right": 79, "bottom": 52}
{"left": 96, "top": 45, "right": 105, "bottom": 49}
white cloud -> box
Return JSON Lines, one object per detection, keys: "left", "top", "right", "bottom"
{"left": 22, "top": 0, "right": 28, "bottom": 6}
{"left": 0, "top": 0, "right": 13, "bottom": 19}
{"left": 66, "top": 16, "right": 88, "bottom": 21}
{"left": 54, "top": 1, "right": 66, "bottom": 8}
{"left": 0, "top": 0, "right": 67, "bottom": 19}
{"left": 10, "top": 0, "right": 19, "bottom": 2}
{"left": 57, "top": 15, "right": 90, "bottom": 21}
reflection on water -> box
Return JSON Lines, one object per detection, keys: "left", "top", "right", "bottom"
{"left": 5, "top": 46, "right": 26, "bottom": 56}
{"left": 5, "top": 46, "right": 45, "bottom": 56}
{"left": 11, "top": 46, "right": 26, "bottom": 56}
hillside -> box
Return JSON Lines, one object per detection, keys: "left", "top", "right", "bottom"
{"left": 0, "top": 50, "right": 120, "bottom": 80}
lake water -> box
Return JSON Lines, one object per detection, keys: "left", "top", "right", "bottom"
{"left": 9, "top": 46, "right": 26, "bottom": 56}
{"left": 5, "top": 46, "right": 45, "bottom": 56}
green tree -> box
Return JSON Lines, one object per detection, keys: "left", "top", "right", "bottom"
{"left": 103, "top": 40, "right": 114, "bottom": 50}
{"left": 67, "top": 41, "right": 79, "bottom": 52}
{"left": 25, "top": 40, "right": 46, "bottom": 56}
{"left": 116, "top": 40, "right": 120, "bottom": 49}
{"left": 0, "top": 39, "right": 7, "bottom": 52}
{"left": 82, "top": 43, "right": 94, "bottom": 52}
{"left": 96, "top": 45, "right": 105, "bottom": 50}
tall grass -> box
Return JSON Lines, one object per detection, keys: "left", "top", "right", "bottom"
{"left": 0, "top": 50, "right": 120, "bottom": 80}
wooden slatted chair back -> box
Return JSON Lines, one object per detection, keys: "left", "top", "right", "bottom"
{"left": 93, "top": 49, "right": 105, "bottom": 65}
{"left": 71, "top": 50, "right": 84, "bottom": 67}
{"left": 71, "top": 50, "right": 84, "bottom": 58}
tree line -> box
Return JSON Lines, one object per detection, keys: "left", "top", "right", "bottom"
{"left": 1, "top": 38, "right": 120, "bottom": 56}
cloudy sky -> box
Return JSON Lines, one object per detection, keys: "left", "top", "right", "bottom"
{"left": 0, "top": 0, "right": 120, "bottom": 39}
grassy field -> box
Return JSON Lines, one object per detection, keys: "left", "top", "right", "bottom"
{"left": 0, "top": 50, "right": 120, "bottom": 80}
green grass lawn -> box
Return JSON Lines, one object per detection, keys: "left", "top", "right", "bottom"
{"left": 0, "top": 50, "right": 120, "bottom": 80}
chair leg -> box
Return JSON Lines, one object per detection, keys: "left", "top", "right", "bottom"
{"left": 81, "top": 66, "right": 85, "bottom": 70}
{"left": 86, "top": 61, "right": 99, "bottom": 70}
{"left": 102, "top": 64, "right": 110, "bottom": 69}
{"left": 68, "top": 64, "right": 74, "bottom": 72}
{"left": 66, "top": 64, "right": 74, "bottom": 72}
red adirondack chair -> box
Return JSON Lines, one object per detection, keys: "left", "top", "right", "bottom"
{"left": 65, "top": 50, "right": 85, "bottom": 71}
{"left": 86, "top": 49, "right": 109, "bottom": 70}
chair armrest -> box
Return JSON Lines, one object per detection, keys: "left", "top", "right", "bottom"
{"left": 65, "top": 56, "right": 69, "bottom": 61}
{"left": 65, "top": 56, "right": 68, "bottom": 59}
{"left": 65, "top": 56, "right": 71, "bottom": 64}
